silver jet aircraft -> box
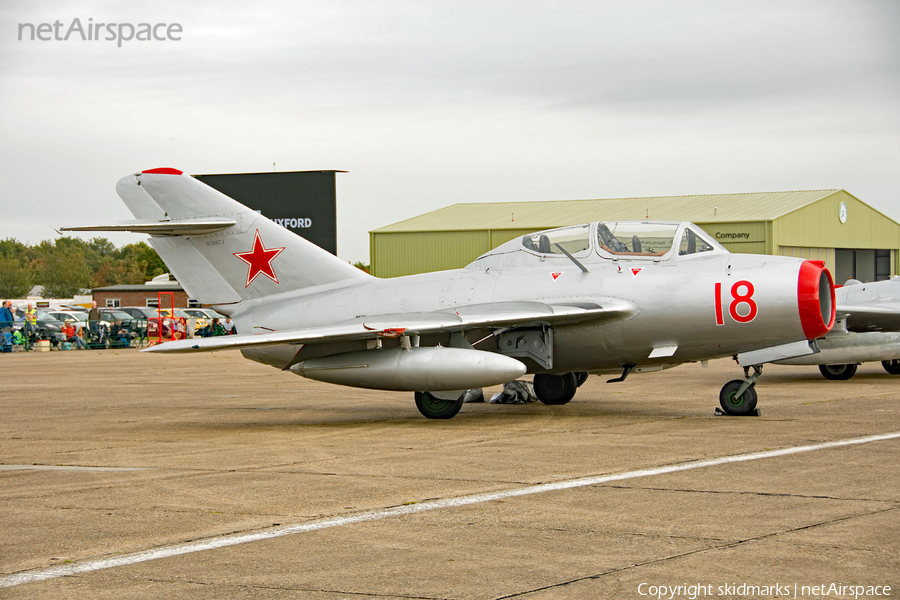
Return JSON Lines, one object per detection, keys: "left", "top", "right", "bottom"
{"left": 775, "top": 277, "right": 900, "bottom": 379}
{"left": 64, "top": 168, "right": 836, "bottom": 418}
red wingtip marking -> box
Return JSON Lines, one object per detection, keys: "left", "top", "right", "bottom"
{"left": 141, "top": 167, "right": 184, "bottom": 175}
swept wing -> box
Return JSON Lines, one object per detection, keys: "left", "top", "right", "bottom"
{"left": 143, "top": 300, "right": 635, "bottom": 354}
{"left": 840, "top": 299, "right": 900, "bottom": 332}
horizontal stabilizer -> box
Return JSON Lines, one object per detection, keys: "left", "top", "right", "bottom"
{"left": 143, "top": 300, "right": 636, "bottom": 354}
{"left": 65, "top": 168, "right": 370, "bottom": 306}
{"left": 61, "top": 218, "right": 237, "bottom": 236}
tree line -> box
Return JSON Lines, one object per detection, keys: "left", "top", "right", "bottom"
{"left": 0, "top": 237, "right": 167, "bottom": 298}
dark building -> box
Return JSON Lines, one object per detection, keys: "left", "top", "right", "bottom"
{"left": 195, "top": 170, "right": 344, "bottom": 255}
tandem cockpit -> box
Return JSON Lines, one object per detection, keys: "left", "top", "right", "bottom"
{"left": 470, "top": 221, "right": 727, "bottom": 270}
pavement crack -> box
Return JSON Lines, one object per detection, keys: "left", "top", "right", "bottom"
{"left": 491, "top": 505, "right": 900, "bottom": 599}
{"left": 142, "top": 577, "right": 448, "bottom": 598}
{"left": 603, "top": 483, "right": 897, "bottom": 503}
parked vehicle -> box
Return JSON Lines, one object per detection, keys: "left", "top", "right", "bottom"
{"left": 159, "top": 308, "right": 206, "bottom": 335}
{"left": 98, "top": 309, "right": 139, "bottom": 347}
{"left": 119, "top": 306, "right": 186, "bottom": 339}
{"left": 59, "top": 304, "right": 89, "bottom": 313}
{"left": 182, "top": 308, "right": 235, "bottom": 335}
{"left": 183, "top": 308, "right": 226, "bottom": 321}
{"left": 13, "top": 308, "right": 65, "bottom": 345}
{"left": 46, "top": 310, "right": 108, "bottom": 336}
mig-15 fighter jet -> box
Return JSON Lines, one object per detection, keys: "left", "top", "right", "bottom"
{"left": 63, "top": 168, "right": 836, "bottom": 418}
{"left": 775, "top": 277, "right": 900, "bottom": 379}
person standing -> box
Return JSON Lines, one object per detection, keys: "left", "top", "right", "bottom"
{"left": 0, "top": 301, "right": 14, "bottom": 352}
{"left": 24, "top": 303, "right": 37, "bottom": 349}
{"left": 88, "top": 301, "right": 101, "bottom": 345}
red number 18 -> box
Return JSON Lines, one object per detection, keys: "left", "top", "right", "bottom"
{"left": 715, "top": 280, "right": 758, "bottom": 325}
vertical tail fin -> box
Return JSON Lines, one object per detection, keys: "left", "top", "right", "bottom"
{"left": 116, "top": 168, "right": 369, "bottom": 305}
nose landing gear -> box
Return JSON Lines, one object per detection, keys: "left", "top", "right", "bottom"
{"left": 719, "top": 364, "right": 761, "bottom": 416}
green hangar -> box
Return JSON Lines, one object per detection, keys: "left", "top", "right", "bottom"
{"left": 369, "top": 189, "right": 900, "bottom": 283}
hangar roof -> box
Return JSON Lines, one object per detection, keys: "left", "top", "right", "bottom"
{"left": 371, "top": 189, "right": 846, "bottom": 233}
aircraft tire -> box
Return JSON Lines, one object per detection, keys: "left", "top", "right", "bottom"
{"left": 534, "top": 373, "right": 578, "bottom": 405}
{"left": 414, "top": 391, "right": 464, "bottom": 419}
{"left": 718, "top": 380, "right": 758, "bottom": 415}
{"left": 881, "top": 360, "right": 900, "bottom": 375}
{"left": 574, "top": 372, "right": 589, "bottom": 387}
{"left": 818, "top": 363, "right": 857, "bottom": 380}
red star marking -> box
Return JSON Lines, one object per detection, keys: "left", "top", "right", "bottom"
{"left": 551, "top": 272, "right": 562, "bottom": 280}
{"left": 631, "top": 268, "right": 643, "bottom": 277}
{"left": 233, "top": 230, "right": 285, "bottom": 287}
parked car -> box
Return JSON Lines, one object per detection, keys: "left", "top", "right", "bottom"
{"left": 119, "top": 307, "right": 186, "bottom": 339}
{"left": 182, "top": 308, "right": 235, "bottom": 335}
{"left": 182, "top": 308, "right": 226, "bottom": 321}
{"left": 98, "top": 309, "right": 139, "bottom": 347}
{"left": 119, "top": 306, "right": 164, "bottom": 338}
{"left": 159, "top": 308, "right": 207, "bottom": 335}
{"left": 13, "top": 308, "right": 65, "bottom": 345}
{"left": 59, "top": 304, "right": 89, "bottom": 313}
{"left": 47, "top": 310, "right": 108, "bottom": 336}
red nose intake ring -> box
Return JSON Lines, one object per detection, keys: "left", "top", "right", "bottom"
{"left": 797, "top": 260, "right": 835, "bottom": 340}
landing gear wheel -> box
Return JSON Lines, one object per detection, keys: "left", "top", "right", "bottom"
{"left": 818, "top": 363, "right": 857, "bottom": 380}
{"left": 882, "top": 360, "right": 900, "bottom": 375}
{"left": 719, "top": 380, "right": 758, "bottom": 415}
{"left": 414, "top": 391, "right": 464, "bottom": 419}
{"left": 574, "top": 372, "right": 589, "bottom": 387}
{"left": 534, "top": 373, "right": 578, "bottom": 405}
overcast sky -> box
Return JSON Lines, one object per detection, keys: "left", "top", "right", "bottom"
{"left": 1, "top": 0, "right": 898, "bottom": 264}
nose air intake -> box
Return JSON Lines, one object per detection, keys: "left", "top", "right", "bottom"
{"left": 797, "top": 260, "right": 835, "bottom": 340}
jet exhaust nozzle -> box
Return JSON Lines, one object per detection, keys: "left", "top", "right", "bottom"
{"left": 290, "top": 346, "right": 527, "bottom": 391}
{"left": 798, "top": 260, "right": 836, "bottom": 340}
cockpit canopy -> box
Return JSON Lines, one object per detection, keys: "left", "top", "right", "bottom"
{"left": 595, "top": 221, "right": 716, "bottom": 257}
{"left": 514, "top": 221, "right": 723, "bottom": 260}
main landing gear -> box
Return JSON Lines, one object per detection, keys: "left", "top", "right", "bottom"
{"left": 818, "top": 363, "right": 858, "bottom": 380}
{"left": 817, "top": 360, "right": 900, "bottom": 379}
{"left": 415, "top": 371, "right": 591, "bottom": 418}
{"left": 533, "top": 372, "right": 588, "bottom": 405}
{"left": 882, "top": 359, "right": 900, "bottom": 375}
{"left": 414, "top": 391, "right": 464, "bottom": 419}
{"left": 719, "top": 365, "right": 761, "bottom": 415}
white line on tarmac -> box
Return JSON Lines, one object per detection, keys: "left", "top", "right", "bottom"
{"left": 2, "top": 431, "right": 898, "bottom": 588}
{"left": 0, "top": 465, "right": 149, "bottom": 472}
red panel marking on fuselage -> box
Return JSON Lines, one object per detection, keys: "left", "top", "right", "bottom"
{"left": 141, "top": 167, "right": 183, "bottom": 175}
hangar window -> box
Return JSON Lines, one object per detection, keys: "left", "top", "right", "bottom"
{"left": 597, "top": 222, "right": 678, "bottom": 257}
{"left": 522, "top": 224, "right": 591, "bottom": 256}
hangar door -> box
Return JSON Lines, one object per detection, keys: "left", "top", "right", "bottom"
{"left": 834, "top": 249, "right": 893, "bottom": 283}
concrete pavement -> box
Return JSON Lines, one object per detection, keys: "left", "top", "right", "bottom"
{"left": 1, "top": 349, "right": 897, "bottom": 598}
